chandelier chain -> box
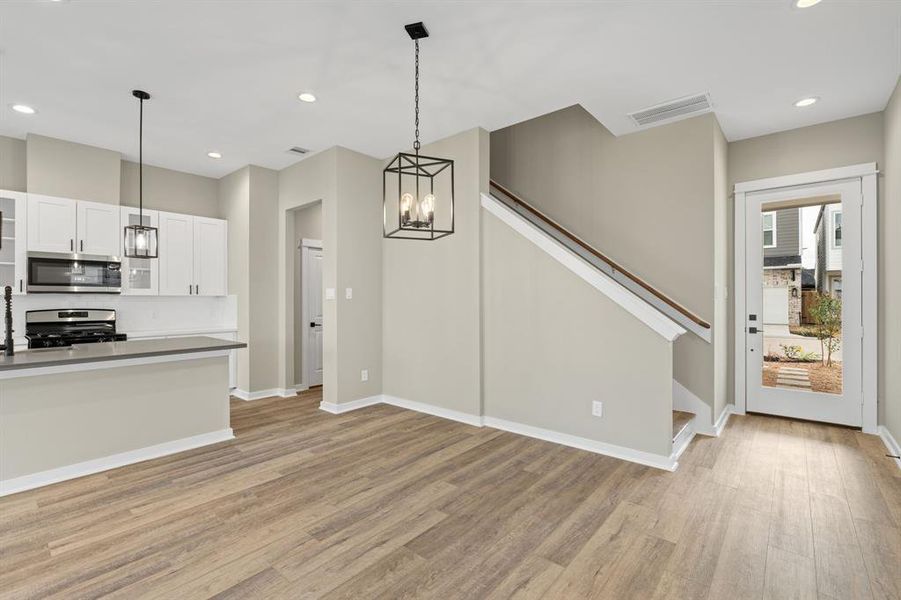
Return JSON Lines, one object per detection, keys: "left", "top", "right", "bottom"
{"left": 413, "top": 39, "right": 420, "bottom": 152}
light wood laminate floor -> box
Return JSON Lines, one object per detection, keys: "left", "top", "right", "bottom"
{"left": 1, "top": 390, "right": 899, "bottom": 599}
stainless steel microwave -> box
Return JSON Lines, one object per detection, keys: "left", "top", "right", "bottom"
{"left": 27, "top": 252, "right": 122, "bottom": 293}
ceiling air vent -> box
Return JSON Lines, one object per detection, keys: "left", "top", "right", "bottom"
{"left": 628, "top": 93, "right": 712, "bottom": 127}
{"left": 287, "top": 146, "right": 310, "bottom": 155}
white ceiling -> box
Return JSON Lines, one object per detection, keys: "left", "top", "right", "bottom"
{"left": 0, "top": 1, "right": 898, "bottom": 179}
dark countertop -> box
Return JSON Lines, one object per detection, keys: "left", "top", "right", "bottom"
{"left": 0, "top": 336, "right": 246, "bottom": 372}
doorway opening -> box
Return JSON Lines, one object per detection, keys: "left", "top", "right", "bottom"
{"left": 290, "top": 201, "right": 323, "bottom": 391}
{"left": 734, "top": 164, "right": 877, "bottom": 431}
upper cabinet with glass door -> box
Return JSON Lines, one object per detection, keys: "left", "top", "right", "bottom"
{"left": 120, "top": 206, "right": 159, "bottom": 295}
{"left": 0, "top": 190, "right": 27, "bottom": 295}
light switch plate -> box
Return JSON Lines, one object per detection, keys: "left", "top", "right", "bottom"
{"left": 345, "top": 287, "right": 353, "bottom": 300}
{"left": 325, "top": 288, "right": 336, "bottom": 300}
{"left": 361, "top": 369, "right": 368, "bottom": 382}
{"left": 592, "top": 401, "right": 603, "bottom": 418}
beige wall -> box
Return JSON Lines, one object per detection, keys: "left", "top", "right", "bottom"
{"left": 218, "top": 165, "right": 280, "bottom": 393}
{"left": 334, "top": 149, "right": 383, "bottom": 402}
{"left": 382, "top": 128, "right": 489, "bottom": 415}
{"left": 482, "top": 209, "right": 673, "bottom": 456}
{"left": 728, "top": 111, "right": 886, "bottom": 428}
{"left": 26, "top": 134, "right": 121, "bottom": 203}
{"left": 3, "top": 133, "right": 220, "bottom": 218}
{"left": 247, "top": 166, "right": 280, "bottom": 393}
{"left": 713, "top": 120, "right": 730, "bottom": 420}
{"left": 491, "top": 107, "right": 720, "bottom": 415}
{"left": 121, "top": 161, "right": 219, "bottom": 218}
{"left": 218, "top": 167, "right": 251, "bottom": 391}
{"left": 0, "top": 135, "right": 26, "bottom": 192}
{"left": 292, "top": 202, "right": 323, "bottom": 385}
{"left": 278, "top": 149, "right": 337, "bottom": 401}
{"left": 882, "top": 77, "right": 901, "bottom": 443}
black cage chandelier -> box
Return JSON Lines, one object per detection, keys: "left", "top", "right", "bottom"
{"left": 123, "top": 89, "right": 159, "bottom": 259}
{"left": 383, "top": 22, "right": 454, "bottom": 241}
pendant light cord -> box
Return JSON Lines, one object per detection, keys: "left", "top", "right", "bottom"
{"left": 138, "top": 95, "right": 144, "bottom": 220}
{"left": 413, "top": 39, "right": 420, "bottom": 154}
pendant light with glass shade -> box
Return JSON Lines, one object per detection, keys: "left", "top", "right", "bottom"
{"left": 383, "top": 22, "right": 454, "bottom": 241}
{"left": 123, "top": 90, "right": 159, "bottom": 259}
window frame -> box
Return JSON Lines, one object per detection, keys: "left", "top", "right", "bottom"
{"left": 832, "top": 210, "right": 842, "bottom": 249}
{"left": 762, "top": 211, "right": 777, "bottom": 248}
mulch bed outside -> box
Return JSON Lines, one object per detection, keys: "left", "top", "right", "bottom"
{"left": 762, "top": 361, "right": 842, "bottom": 394}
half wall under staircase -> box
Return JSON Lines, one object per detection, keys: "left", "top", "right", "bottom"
{"left": 481, "top": 182, "right": 710, "bottom": 469}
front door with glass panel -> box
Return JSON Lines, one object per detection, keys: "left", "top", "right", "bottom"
{"left": 745, "top": 179, "right": 862, "bottom": 426}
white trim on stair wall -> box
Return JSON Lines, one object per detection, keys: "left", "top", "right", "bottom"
{"left": 319, "top": 394, "right": 678, "bottom": 471}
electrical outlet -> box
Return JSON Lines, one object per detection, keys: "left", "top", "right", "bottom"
{"left": 361, "top": 369, "right": 369, "bottom": 382}
{"left": 345, "top": 287, "right": 353, "bottom": 300}
{"left": 592, "top": 401, "right": 603, "bottom": 418}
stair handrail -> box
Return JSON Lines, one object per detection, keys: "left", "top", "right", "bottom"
{"left": 489, "top": 180, "right": 711, "bottom": 331}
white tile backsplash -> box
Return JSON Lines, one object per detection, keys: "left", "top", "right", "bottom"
{"left": 5, "top": 294, "right": 237, "bottom": 346}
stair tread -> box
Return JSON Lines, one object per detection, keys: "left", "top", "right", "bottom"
{"left": 672, "top": 410, "right": 694, "bottom": 440}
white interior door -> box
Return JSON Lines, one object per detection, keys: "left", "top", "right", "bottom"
{"left": 303, "top": 246, "right": 323, "bottom": 387}
{"left": 77, "top": 200, "right": 120, "bottom": 256}
{"left": 745, "top": 179, "right": 862, "bottom": 426}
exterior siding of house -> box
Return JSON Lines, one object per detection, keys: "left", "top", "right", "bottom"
{"left": 815, "top": 204, "right": 842, "bottom": 293}
{"left": 763, "top": 208, "right": 800, "bottom": 259}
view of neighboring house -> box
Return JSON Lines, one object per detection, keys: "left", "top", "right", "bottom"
{"left": 815, "top": 203, "right": 843, "bottom": 298}
{"left": 762, "top": 208, "right": 803, "bottom": 326}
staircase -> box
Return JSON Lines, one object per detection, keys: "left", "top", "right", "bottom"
{"left": 484, "top": 181, "right": 708, "bottom": 469}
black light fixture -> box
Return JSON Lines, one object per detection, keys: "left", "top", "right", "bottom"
{"left": 123, "top": 89, "right": 159, "bottom": 259}
{"left": 383, "top": 22, "right": 454, "bottom": 241}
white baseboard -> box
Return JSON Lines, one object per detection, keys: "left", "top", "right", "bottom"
{"left": 381, "top": 395, "right": 484, "bottom": 427}
{"left": 231, "top": 388, "right": 283, "bottom": 401}
{"left": 294, "top": 384, "right": 309, "bottom": 393}
{"left": 317, "top": 393, "right": 676, "bottom": 471}
{"left": 713, "top": 404, "right": 734, "bottom": 436}
{"left": 0, "top": 428, "right": 234, "bottom": 497}
{"left": 319, "top": 395, "right": 383, "bottom": 414}
{"left": 277, "top": 388, "right": 298, "bottom": 398}
{"left": 483, "top": 416, "right": 677, "bottom": 471}
{"left": 878, "top": 425, "right": 901, "bottom": 471}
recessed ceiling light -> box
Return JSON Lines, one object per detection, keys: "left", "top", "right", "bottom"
{"left": 794, "top": 97, "right": 819, "bottom": 107}
{"left": 11, "top": 104, "right": 36, "bottom": 114}
{"left": 298, "top": 92, "right": 317, "bottom": 103}
{"left": 795, "top": 0, "right": 822, "bottom": 7}
{"left": 207, "top": 151, "right": 222, "bottom": 159}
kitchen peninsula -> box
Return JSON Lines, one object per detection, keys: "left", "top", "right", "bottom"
{"left": 0, "top": 336, "right": 246, "bottom": 496}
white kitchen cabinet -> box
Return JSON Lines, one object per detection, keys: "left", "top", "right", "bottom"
{"left": 77, "top": 200, "right": 120, "bottom": 256}
{"left": 192, "top": 217, "right": 227, "bottom": 297}
{"left": 120, "top": 206, "right": 159, "bottom": 295}
{"left": 158, "top": 211, "right": 194, "bottom": 296}
{"left": 159, "top": 212, "right": 227, "bottom": 297}
{"left": 27, "top": 194, "right": 120, "bottom": 257}
{"left": 0, "top": 190, "right": 27, "bottom": 295}
{"left": 27, "top": 194, "right": 78, "bottom": 253}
